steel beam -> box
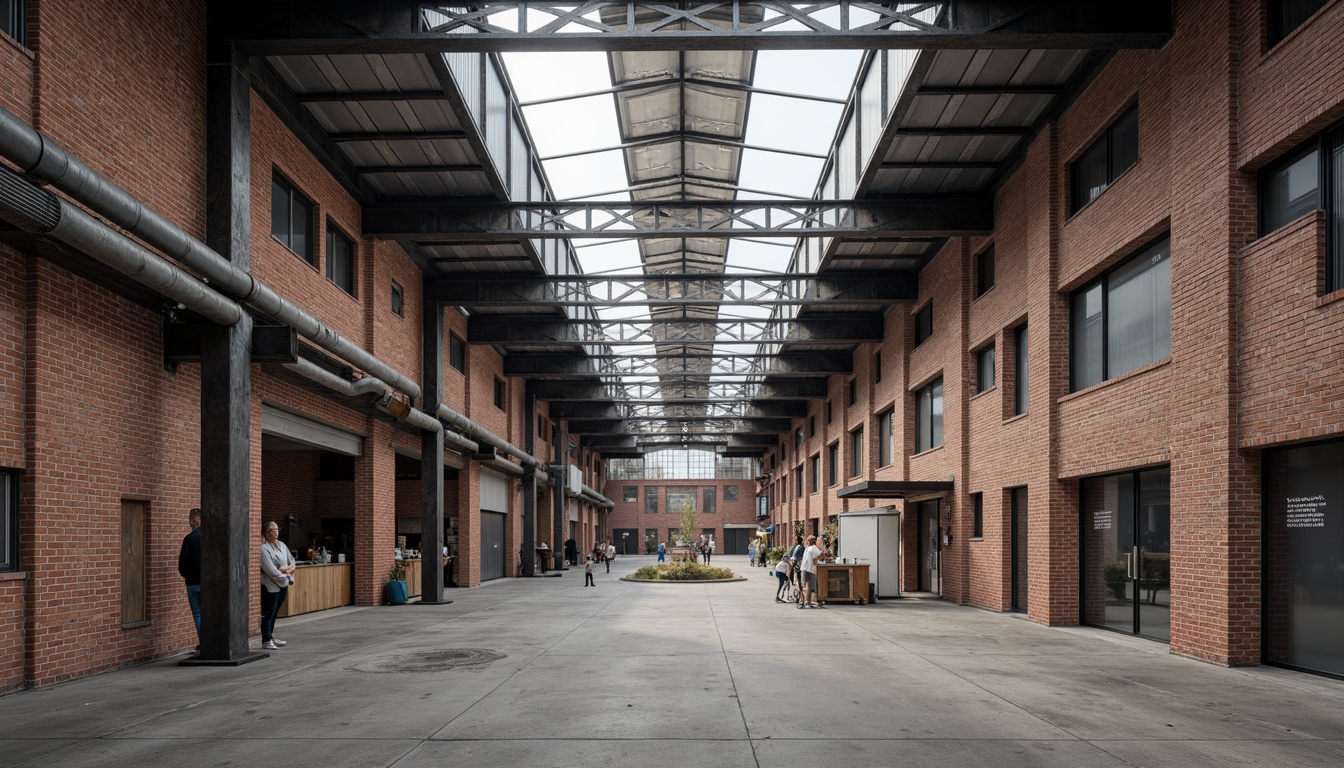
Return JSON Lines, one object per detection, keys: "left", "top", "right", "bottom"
{"left": 365, "top": 198, "right": 992, "bottom": 240}
{"left": 219, "top": 1, "right": 1173, "bottom": 54}
{"left": 503, "top": 353, "right": 854, "bottom": 378}
{"left": 469, "top": 316, "right": 884, "bottom": 346}
{"left": 428, "top": 273, "right": 916, "bottom": 308}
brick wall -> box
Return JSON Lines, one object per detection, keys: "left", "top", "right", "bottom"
{"left": 605, "top": 479, "right": 760, "bottom": 552}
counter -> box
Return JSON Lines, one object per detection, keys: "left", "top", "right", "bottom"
{"left": 278, "top": 562, "right": 353, "bottom": 617}
{"left": 815, "top": 562, "right": 871, "bottom": 605}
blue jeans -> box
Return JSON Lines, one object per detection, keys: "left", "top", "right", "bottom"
{"left": 260, "top": 586, "right": 288, "bottom": 642}
{"left": 185, "top": 585, "right": 201, "bottom": 641}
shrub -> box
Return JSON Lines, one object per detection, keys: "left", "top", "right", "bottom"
{"left": 765, "top": 546, "right": 787, "bottom": 565}
{"left": 631, "top": 562, "right": 734, "bottom": 581}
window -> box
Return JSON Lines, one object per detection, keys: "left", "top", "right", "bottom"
{"left": 1268, "top": 0, "right": 1329, "bottom": 46}
{"left": 877, "top": 408, "right": 894, "bottom": 467}
{"left": 781, "top": 442, "right": 787, "bottom": 461}
{"left": 724, "top": 485, "right": 739, "bottom": 502}
{"left": 270, "top": 174, "right": 314, "bottom": 264}
{"left": 326, "top": 223, "right": 356, "bottom": 296}
{"left": 703, "top": 487, "right": 716, "bottom": 515}
{"left": 874, "top": 351, "right": 882, "bottom": 382}
{"left": 850, "top": 427, "right": 864, "bottom": 477}
{"left": 1014, "top": 324, "right": 1029, "bottom": 416}
{"left": 795, "top": 428, "right": 804, "bottom": 450}
{"left": 915, "top": 378, "right": 944, "bottom": 453}
{"left": 667, "top": 486, "right": 697, "bottom": 513}
{"left": 1, "top": 1, "right": 25, "bottom": 46}
{"left": 780, "top": 475, "right": 787, "bottom": 501}
{"left": 972, "top": 493, "right": 984, "bottom": 538}
{"left": 809, "top": 416, "right": 816, "bottom": 438}
{"left": 1071, "top": 105, "right": 1139, "bottom": 213}
{"left": 1070, "top": 236, "right": 1171, "bottom": 391}
{"left": 449, "top": 333, "right": 466, "bottom": 374}
{"left": 391, "top": 281, "right": 404, "bottom": 318}
{"left": 623, "top": 486, "right": 638, "bottom": 503}
{"left": 493, "top": 377, "right": 506, "bottom": 409}
{"left": 794, "top": 467, "right": 804, "bottom": 498}
{"left": 976, "top": 246, "right": 995, "bottom": 296}
{"left": 121, "top": 500, "right": 148, "bottom": 625}
{"left": 848, "top": 379, "right": 857, "bottom": 406}
{"left": 810, "top": 455, "right": 821, "bottom": 493}
{"left": 537, "top": 415, "right": 547, "bottom": 438}
{"left": 827, "top": 442, "right": 839, "bottom": 487}
{"left": 915, "top": 303, "right": 933, "bottom": 346}
{"left": 977, "top": 344, "right": 996, "bottom": 394}
{"left": 644, "top": 486, "right": 659, "bottom": 514}
{"left": 1, "top": 470, "right": 15, "bottom": 572}
{"left": 1259, "top": 122, "right": 1344, "bottom": 292}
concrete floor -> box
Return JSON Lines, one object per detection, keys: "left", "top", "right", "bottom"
{"left": 3, "top": 555, "right": 1344, "bottom": 768}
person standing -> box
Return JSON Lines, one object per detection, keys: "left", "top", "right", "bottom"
{"left": 605, "top": 540, "right": 616, "bottom": 573}
{"left": 657, "top": 541, "right": 666, "bottom": 563}
{"left": 799, "top": 534, "right": 825, "bottom": 609}
{"left": 705, "top": 538, "right": 714, "bottom": 565}
{"left": 177, "top": 508, "right": 202, "bottom": 645}
{"left": 259, "top": 522, "right": 296, "bottom": 650}
{"left": 747, "top": 540, "right": 755, "bottom": 565}
{"left": 789, "top": 534, "right": 806, "bottom": 591}
{"left": 584, "top": 555, "right": 595, "bottom": 587}
{"left": 564, "top": 537, "right": 578, "bottom": 567}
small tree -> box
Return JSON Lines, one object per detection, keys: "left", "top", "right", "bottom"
{"left": 676, "top": 498, "right": 700, "bottom": 548}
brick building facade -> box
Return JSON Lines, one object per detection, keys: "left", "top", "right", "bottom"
{"left": 605, "top": 479, "right": 762, "bottom": 556}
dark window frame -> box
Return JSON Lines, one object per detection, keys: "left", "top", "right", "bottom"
{"left": 826, "top": 401, "right": 833, "bottom": 424}
{"left": 724, "top": 485, "right": 739, "bottom": 502}
{"left": 795, "top": 428, "right": 805, "bottom": 450}
{"left": 976, "top": 246, "right": 996, "bottom": 297}
{"left": 0, "top": 469, "right": 15, "bottom": 572}
{"left": 915, "top": 377, "right": 944, "bottom": 454}
{"left": 703, "top": 486, "right": 717, "bottom": 515}
{"left": 874, "top": 351, "right": 882, "bottom": 382}
{"left": 390, "top": 281, "right": 404, "bottom": 318}
{"left": 972, "top": 492, "right": 984, "bottom": 538}
{"left": 810, "top": 454, "right": 821, "bottom": 494}
{"left": 827, "top": 442, "right": 840, "bottom": 487}
{"left": 1267, "top": 0, "right": 1330, "bottom": 47}
{"left": 915, "top": 302, "right": 933, "bottom": 346}
{"left": 1258, "top": 119, "right": 1343, "bottom": 292}
{"left": 449, "top": 333, "right": 467, "bottom": 374}
{"left": 1014, "top": 324, "right": 1029, "bottom": 416}
{"left": 1070, "top": 104, "right": 1139, "bottom": 214}
{"left": 1, "top": 1, "right": 26, "bottom": 47}
{"left": 493, "top": 377, "right": 506, "bottom": 410}
{"left": 644, "top": 486, "right": 659, "bottom": 515}
{"left": 848, "top": 379, "right": 857, "bottom": 406}
{"left": 271, "top": 172, "right": 315, "bottom": 265}
{"left": 623, "top": 486, "right": 638, "bottom": 503}
{"left": 850, "top": 427, "right": 864, "bottom": 478}
{"left": 325, "top": 221, "right": 356, "bottom": 296}
{"left": 977, "top": 343, "right": 996, "bottom": 394}
{"left": 795, "top": 467, "right": 804, "bottom": 498}
{"left": 1069, "top": 235, "right": 1172, "bottom": 392}
{"left": 877, "top": 407, "right": 894, "bottom": 468}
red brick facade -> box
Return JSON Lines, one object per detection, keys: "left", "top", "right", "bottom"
{"left": 605, "top": 479, "right": 760, "bottom": 554}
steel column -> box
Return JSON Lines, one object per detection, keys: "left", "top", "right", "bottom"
{"left": 419, "top": 298, "right": 448, "bottom": 603}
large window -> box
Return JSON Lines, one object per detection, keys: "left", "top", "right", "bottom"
{"left": 1071, "top": 105, "right": 1139, "bottom": 213}
{"left": 1071, "top": 236, "right": 1171, "bottom": 391}
{"left": 877, "top": 408, "right": 894, "bottom": 468}
{"left": 794, "top": 467, "right": 803, "bottom": 498}
{"left": 724, "top": 485, "right": 739, "bottom": 502}
{"left": 827, "top": 442, "right": 839, "bottom": 487}
{"left": 667, "top": 486, "right": 697, "bottom": 513}
{"left": 449, "top": 333, "right": 467, "bottom": 374}
{"left": 1014, "top": 324, "right": 1029, "bottom": 416}
{"left": 623, "top": 486, "right": 638, "bottom": 503}
{"left": 915, "top": 302, "right": 933, "bottom": 346}
{"left": 703, "top": 487, "right": 716, "bottom": 515}
{"left": 326, "top": 223, "right": 356, "bottom": 296}
{"left": 644, "top": 486, "right": 659, "bottom": 514}
{"left": 915, "top": 378, "right": 944, "bottom": 453}
{"left": 810, "top": 455, "right": 821, "bottom": 493}
{"left": 977, "top": 344, "right": 996, "bottom": 394}
{"left": 850, "top": 427, "right": 864, "bottom": 478}
{"left": 1259, "top": 122, "right": 1343, "bottom": 292}
{"left": 1269, "top": 0, "right": 1329, "bottom": 46}
{"left": 1, "top": 470, "right": 14, "bottom": 572}
{"left": 976, "top": 246, "right": 995, "bottom": 296}
{"left": 271, "top": 173, "right": 314, "bottom": 264}
{"left": 1, "top": 1, "right": 24, "bottom": 46}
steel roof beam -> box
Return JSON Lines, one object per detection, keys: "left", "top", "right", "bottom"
{"left": 222, "top": 2, "right": 1173, "bottom": 54}
{"left": 469, "top": 316, "right": 884, "bottom": 346}
{"left": 428, "top": 274, "right": 916, "bottom": 308}
{"left": 364, "top": 197, "right": 992, "bottom": 240}
{"left": 504, "top": 353, "right": 854, "bottom": 378}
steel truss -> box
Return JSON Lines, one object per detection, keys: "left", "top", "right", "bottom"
{"left": 367, "top": 198, "right": 989, "bottom": 240}
{"left": 429, "top": 273, "right": 915, "bottom": 307}
{"left": 470, "top": 316, "right": 883, "bottom": 345}
{"left": 505, "top": 353, "right": 853, "bottom": 378}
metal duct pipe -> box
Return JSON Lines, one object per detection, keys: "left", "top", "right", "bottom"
{"left": 282, "top": 359, "right": 479, "bottom": 453}
{"left": 580, "top": 483, "right": 614, "bottom": 509}
{"left": 434, "top": 403, "right": 548, "bottom": 472}
{"left": 0, "top": 107, "right": 420, "bottom": 399}
{"left": 0, "top": 167, "right": 243, "bottom": 327}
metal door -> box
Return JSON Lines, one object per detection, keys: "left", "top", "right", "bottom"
{"left": 918, "top": 500, "right": 941, "bottom": 594}
{"left": 480, "top": 511, "right": 505, "bottom": 582}
{"left": 724, "top": 528, "right": 750, "bottom": 555}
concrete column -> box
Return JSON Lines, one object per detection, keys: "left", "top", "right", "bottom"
{"left": 194, "top": 40, "right": 259, "bottom": 666}
{"left": 354, "top": 420, "right": 397, "bottom": 604}
{"left": 419, "top": 299, "right": 447, "bottom": 602}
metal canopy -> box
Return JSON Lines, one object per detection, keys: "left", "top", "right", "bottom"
{"left": 209, "top": 2, "right": 1175, "bottom": 459}
{"left": 836, "top": 480, "right": 956, "bottom": 499}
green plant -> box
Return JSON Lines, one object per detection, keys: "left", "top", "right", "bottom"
{"left": 765, "top": 546, "right": 787, "bottom": 565}
{"left": 631, "top": 563, "right": 735, "bottom": 581}
{"left": 1103, "top": 560, "right": 1127, "bottom": 599}
{"left": 388, "top": 562, "right": 406, "bottom": 582}
{"left": 676, "top": 498, "right": 700, "bottom": 548}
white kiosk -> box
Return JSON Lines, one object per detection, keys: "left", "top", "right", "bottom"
{"left": 837, "top": 506, "right": 902, "bottom": 599}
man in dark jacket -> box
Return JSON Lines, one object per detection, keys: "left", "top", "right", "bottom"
{"left": 177, "top": 508, "right": 202, "bottom": 644}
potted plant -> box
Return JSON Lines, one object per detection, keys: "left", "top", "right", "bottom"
{"left": 386, "top": 561, "right": 408, "bottom": 605}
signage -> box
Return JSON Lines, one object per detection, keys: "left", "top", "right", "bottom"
{"left": 1093, "top": 509, "right": 1113, "bottom": 530}
{"left": 1286, "top": 495, "right": 1327, "bottom": 529}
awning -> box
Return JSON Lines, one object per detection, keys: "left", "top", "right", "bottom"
{"left": 836, "top": 480, "right": 954, "bottom": 500}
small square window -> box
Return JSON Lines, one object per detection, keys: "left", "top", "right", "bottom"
{"left": 977, "top": 344, "right": 996, "bottom": 393}
{"left": 623, "top": 486, "right": 638, "bottom": 503}
{"left": 326, "top": 223, "right": 356, "bottom": 296}
{"left": 976, "top": 247, "right": 995, "bottom": 297}
{"left": 493, "top": 377, "right": 506, "bottom": 409}
{"left": 449, "top": 333, "right": 466, "bottom": 374}
{"left": 390, "top": 282, "right": 404, "bottom": 318}
{"left": 724, "top": 485, "right": 739, "bottom": 502}
{"left": 915, "top": 303, "right": 933, "bottom": 346}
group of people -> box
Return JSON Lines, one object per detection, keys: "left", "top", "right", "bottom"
{"left": 772, "top": 534, "right": 830, "bottom": 609}
{"left": 654, "top": 537, "right": 715, "bottom": 563}
{"left": 177, "top": 509, "right": 297, "bottom": 654}
{"left": 746, "top": 538, "right": 772, "bottom": 567}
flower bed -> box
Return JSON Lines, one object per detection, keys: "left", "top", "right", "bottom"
{"left": 630, "top": 562, "right": 736, "bottom": 581}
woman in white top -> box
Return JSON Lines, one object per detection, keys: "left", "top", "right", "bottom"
{"left": 773, "top": 557, "right": 793, "bottom": 602}
{"left": 259, "top": 522, "right": 296, "bottom": 650}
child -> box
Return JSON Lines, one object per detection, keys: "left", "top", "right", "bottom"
{"left": 584, "top": 555, "right": 595, "bottom": 587}
{"left": 774, "top": 556, "right": 793, "bottom": 603}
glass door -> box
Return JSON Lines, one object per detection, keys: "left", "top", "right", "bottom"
{"left": 917, "top": 500, "right": 941, "bottom": 594}
{"left": 1081, "top": 468, "right": 1170, "bottom": 640}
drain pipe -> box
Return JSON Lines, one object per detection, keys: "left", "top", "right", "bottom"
{"left": 434, "top": 403, "right": 548, "bottom": 472}
{"left": 0, "top": 166, "right": 243, "bottom": 327}
{"left": 579, "top": 483, "right": 615, "bottom": 509}
{"left": 282, "top": 358, "right": 479, "bottom": 454}
{"left": 0, "top": 107, "right": 419, "bottom": 399}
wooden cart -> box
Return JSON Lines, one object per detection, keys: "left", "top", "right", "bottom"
{"left": 816, "top": 562, "right": 871, "bottom": 605}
